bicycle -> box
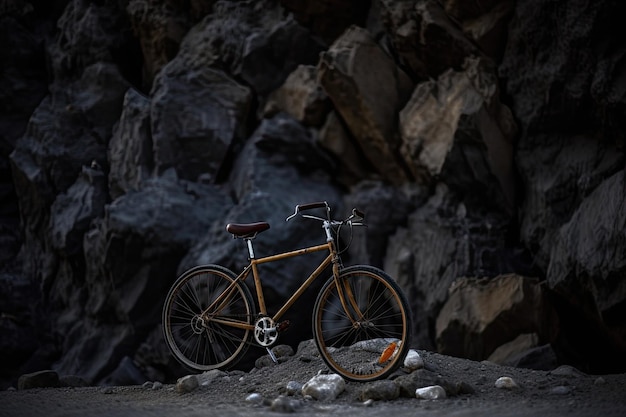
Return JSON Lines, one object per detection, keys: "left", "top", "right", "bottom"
{"left": 162, "top": 201, "right": 413, "bottom": 381}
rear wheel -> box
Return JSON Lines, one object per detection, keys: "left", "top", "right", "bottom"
{"left": 312, "top": 265, "right": 412, "bottom": 381}
{"left": 162, "top": 265, "right": 254, "bottom": 371}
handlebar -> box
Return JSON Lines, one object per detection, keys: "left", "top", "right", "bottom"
{"left": 285, "top": 202, "right": 365, "bottom": 226}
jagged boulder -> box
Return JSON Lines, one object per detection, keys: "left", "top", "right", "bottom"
{"left": 108, "top": 88, "right": 152, "bottom": 199}
{"left": 379, "top": 0, "right": 482, "bottom": 79}
{"left": 316, "top": 111, "right": 371, "bottom": 188}
{"left": 546, "top": 170, "right": 626, "bottom": 370}
{"left": 50, "top": 174, "right": 232, "bottom": 383}
{"left": 318, "top": 25, "right": 413, "bottom": 185}
{"left": 9, "top": 61, "right": 129, "bottom": 288}
{"left": 435, "top": 274, "right": 555, "bottom": 361}
{"left": 178, "top": 0, "right": 324, "bottom": 97}
{"left": 263, "top": 65, "right": 331, "bottom": 127}
{"left": 126, "top": 0, "right": 192, "bottom": 88}
{"left": 47, "top": 1, "right": 133, "bottom": 80}
{"left": 399, "top": 57, "right": 517, "bottom": 214}
{"left": 440, "top": 0, "right": 515, "bottom": 58}
{"left": 151, "top": 65, "right": 252, "bottom": 182}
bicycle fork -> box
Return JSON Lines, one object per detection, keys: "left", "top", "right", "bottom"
{"left": 331, "top": 252, "right": 366, "bottom": 326}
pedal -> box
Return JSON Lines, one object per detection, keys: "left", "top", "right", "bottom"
{"left": 277, "top": 320, "right": 290, "bottom": 332}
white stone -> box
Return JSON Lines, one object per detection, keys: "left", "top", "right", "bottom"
{"left": 301, "top": 373, "right": 346, "bottom": 401}
{"left": 415, "top": 385, "right": 447, "bottom": 400}
{"left": 404, "top": 349, "right": 424, "bottom": 371}
{"left": 245, "top": 393, "right": 264, "bottom": 404}
{"left": 494, "top": 376, "right": 518, "bottom": 389}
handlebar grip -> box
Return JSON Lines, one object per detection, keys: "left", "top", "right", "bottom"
{"left": 298, "top": 201, "right": 327, "bottom": 211}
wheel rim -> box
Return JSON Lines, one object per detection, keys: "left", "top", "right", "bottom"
{"left": 163, "top": 268, "right": 251, "bottom": 371}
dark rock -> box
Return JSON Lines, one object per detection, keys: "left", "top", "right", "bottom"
{"left": 343, "top": 180, "right": 418, "bottom": 267}
{"left": 358, "top": 380, "right": 400, "bottom": 401}
{"left": 126, "top": 0, "right": 191, "bottom": 88}
{"left": 151, "top": 65, "right": 252, "bottom": 182}
{"left": 379, "top": 0, "right": 482, "bottom": 79}
{"left": 237, "top": 16, "right": 325, "bottom": 97}
{"left": 18, "top": 370, "right": 59, "bottom": 390}
{"left": 440, "top": 0, "right": 515, "bottom": 59}
{"left": 546, "top": 170, "right": 626, "bottom": 370}
{"left": 505, "top": 344, "right": 559, "bottom": 371}
{"left": 107, "top": 88, "right": 152, "bottom": 199}
{"left": 47, "top": 1, "right": 133, "bottom": 79}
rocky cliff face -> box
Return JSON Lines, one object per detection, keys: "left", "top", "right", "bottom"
{"left": 1, "top": 0, "right": 624, "bottom": 388}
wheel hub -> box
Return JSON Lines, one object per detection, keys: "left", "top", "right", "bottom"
{"left": 191, "top": 315, "right": 205, "bottom": 334}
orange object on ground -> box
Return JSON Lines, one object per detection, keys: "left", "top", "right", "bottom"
{"left": 378, "top": 342, "right": 397, "bottom": 363}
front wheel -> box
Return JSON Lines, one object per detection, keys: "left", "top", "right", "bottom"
{"left": 162, "top": 265, "right": 254, "bottom": 372}
{"left": 312, "top": 265, "right": 413, "bottom": 381}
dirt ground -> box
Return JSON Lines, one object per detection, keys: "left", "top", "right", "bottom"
{"left": 1, "top": 343, "right": 625, "bottom": 417}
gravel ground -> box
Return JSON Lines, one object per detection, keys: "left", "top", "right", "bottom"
{"left": 2, "top": 341, "right": 625, "bottom": 417}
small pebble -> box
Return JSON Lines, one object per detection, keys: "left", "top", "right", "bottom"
{"left": 495, "top": 376, "right": 518, "bottom": 389}
{"left": 594, "top": 377, "right": 606, "bottom": 385}
{"left": 415, "top": 385, "right": 447, "bottom": 400}
{"left": 245, "top": 393, "right": 264, "bottom": 405}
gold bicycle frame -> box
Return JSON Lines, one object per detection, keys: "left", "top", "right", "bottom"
{"left": 201, "top": 238, "right": 362, "bottom": 331}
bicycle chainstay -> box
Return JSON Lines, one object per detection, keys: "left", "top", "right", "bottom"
{"left": 200, "top": 313, "right": 287, "bottom": 349}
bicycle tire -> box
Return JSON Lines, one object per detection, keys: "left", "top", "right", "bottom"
{"left": 162, "top": 264, "right": 254, "bottom": 372}
{"left": 312, "top": 265, "right": 413, "bottom": 381}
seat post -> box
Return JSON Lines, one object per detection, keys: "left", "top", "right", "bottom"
{"left": 245, "top": 238, "right": 255, "bottom": 259}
